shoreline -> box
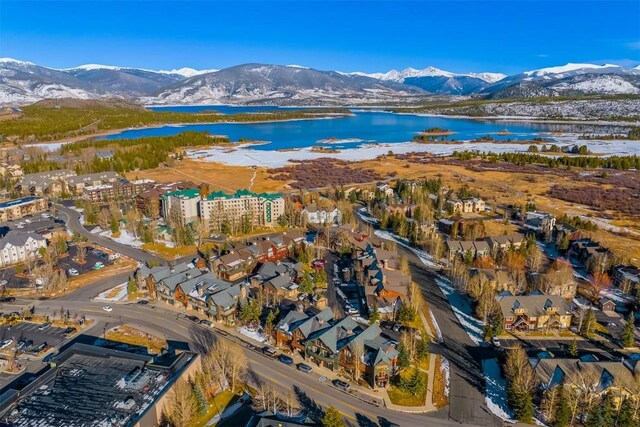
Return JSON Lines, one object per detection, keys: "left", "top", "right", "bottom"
{"left": 402, "top": 112, "right": 639, "bottom": 126}
{"left": 24, "top": 113, "right": 353, "bottom": 147}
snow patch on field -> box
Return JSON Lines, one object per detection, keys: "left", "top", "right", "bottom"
{"left": 482, "top": 358, "right": 515, "bottom": 423}
{"left": 440, "top": 356, "right": 450, "bottom": 396}
{"left": 237, "top": 327, "right": 268, "bottom": 343}
{"left": 429, "top": 308, "right": 444, "bottom": 343}
{"left": 99, "top": 230, "right": 144, "bottom": 248}
{"left": 435, "top": 275, "right": 485, "bottom": 345}
{"left": 373, "top": 229, "right": 441, "bottom": 269}
{"left": 94, "top": 282, "right": 128, "bottom": 302}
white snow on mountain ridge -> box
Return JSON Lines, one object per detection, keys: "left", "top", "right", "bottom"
{"left": 346, "top": 66, "right": 507, "bottom": 83}
{"left": 524, "top": 63, "right": 621, "bottom": 77}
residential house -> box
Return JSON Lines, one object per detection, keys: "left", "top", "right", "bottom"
{"left": 0, "top": 196, "right": 48, "bottom": 222}
{"left": 251, "top": 260, "right": 304, "bottom": 304}
{"left": 445, "top": 239, "right": 491, "bottom": 261}
{"left": 82, "top": 179, "right": 155, "bottom": 202}
{"left": 525, "top": 211, "right": 556, "bottom": 234}
{"left": 612, "top": 265, "right": 640, "bottom": 290}
{"left": 302, "top": 315, "right": 397, "bottom": 388}
{"left": 446, "top": 200, "right": 463, "bottom": 214}
{"left": 65, "top": 172, "right": 120, "bottom": 196}
{"left": 533, "top": 358, "right": 637, "bottom": 403}
{"left": 17, "top": 170, "right": 76, "bottom": 196}
{"left": 0, "top": 231, "right": 47, "bottom": 267}
{"left": 0, "top": 163, "right": 23, "bottom": 179}
{"left": 569, "top": 238, "right": 611, "bottom": 267}
{"left": 599, "top": 297, "right": 617, "bottom": 312}
{"left": 301, "top": 205, "right": 342, "bottom": 225}
{"left": 211, "top": 248, "right": 258, "bottom": 282}
{"left": 376, "top": 183, "right": 394, "bottom": 198}
{"left": 498, "top": 294, "right": 573, "bottom": 332}
{"left": 487, "top": 233, "right": 526, "bottom": 255}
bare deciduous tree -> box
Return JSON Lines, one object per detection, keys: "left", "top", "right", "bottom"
{"left": 167, "top": 379, "right": 197, "bottom": 427}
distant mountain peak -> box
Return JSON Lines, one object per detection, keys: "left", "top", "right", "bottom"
{"left": 524, "top": 63, "right": 621, "bottom": 77}
{"left": 0, "top": 57, "right": 36, "bottom": 66}
{"left": 346, "top": 66, "right": 505, "bottom": 84}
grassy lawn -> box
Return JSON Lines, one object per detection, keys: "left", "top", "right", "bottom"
{"left": 105, "top": 325, "right": 166, "bottom": 354}
{"left": 432, "top": 355, "right": 449, "bottom": 408}
{"left": 142, "top": 243, "right": 197, "bottom": 259}
{"left": 191, "top": 390, "right": 237, "bottom": 427}
{"left": 387, "top": 368, "right": 428, "bottom": 407}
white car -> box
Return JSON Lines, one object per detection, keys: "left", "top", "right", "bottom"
{"left": 0, "top": 339, "right": 13, "bottom": 349}
{"left": 347, "top": 307, "right": 359, "bottom": 315}
{"left": 492, "top": 337, "right": 501, "bottom": 347}
{"left": 0, "top": 280, "right": 7, "bottom": 286}
{"left": 102, "top": 305, "right": 113, "bottom": 312}
{"left": 68, "top": 268, "right": 79, "bottom": 276}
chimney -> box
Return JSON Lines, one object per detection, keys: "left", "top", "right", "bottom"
{"left": 170, "top": 267, "right": 175, "bottom": 273}
{"left": 197, "top": 284, "right": 205, "bottom": 297}
{"left": 186, "top": 273, "right": 192, "bottom": 280}
{"left": 381, "top": 259, "right": 388, "bottom": 269}
{"left": 296, "top": 304, "right": 304, "bottom": 312}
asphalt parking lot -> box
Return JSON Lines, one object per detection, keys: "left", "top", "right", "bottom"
{"left": 0, "top": 245, "right": 112, "bottom": 289}
{"left": 0, "top": 322, "right": 68, "bottom": 354}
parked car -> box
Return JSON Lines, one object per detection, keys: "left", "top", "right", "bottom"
{"left": 346, "top": 307, "right": 359, "bottom": 315}
{"left": 38, "top": 322, "right": 51, "bottom": 331}
{"left": 137, "top": 300, "right": 149, "bottom": 305}
{"left": 0, "top": 280, "right": 8, "bottom": 286}
{"left": 262, "top": 346, "right": 278, "bottom": 358}
{"left": 492, "top": 337, "right": 501, "bottom": 347}
{"left": 199, "top": 319, "right": 213, "bottom": 327}
{"left": 17, "top": 340, "right": 32, "bottom": 351}
{"left": 297, "top": 363, "right": 313, "bottom": 373}
{"left": 278, "top": 354, "right": 294, "bottom": 365}
{"left": 319, "top": 375, "right": 328, "bottom": 383}
{"left": 0, "top": 339, "right": 14, "bottom": 349}
{"left": 94, "top": 262, "right": 104, "bottom": 270}
{"left": 177, "top": 313, "right": 187, "bottom": 319}
{"left": 297, "top": 293, "right": 308, "bottom": 301}
{"left": 332, "top": 379, "right": 350, "bottom": 391}
{"left": 0, "top": 297, "right": 15, "bottom": 302}
{"left": 102, "top": 305, "right": 113, "bottom": 312}
{"left": 68, "top": 268, "right": 79, "bottom": 276}
{"left": 32, "top": 342, "right": 48, "bottom": 353}
{"left": 187, "top": 315, "right": 199, "bottom": 323}
{"left": 42, "top": 353, "right": 57, "bottom": 363}
{"left": 35, "top": 278, "right": 44, "bottom": 287}
{"left": 15, "top": 374, "right": 36, "bottom": 389}
{"left": 62, "top": 327, "right": 77, "bottom": 337}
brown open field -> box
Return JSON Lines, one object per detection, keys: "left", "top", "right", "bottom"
{"left": 124, "top": 158, "right": 289, "bottom": 193}
{"left": 359, "top": 156, "right": 640, "bottom": 264}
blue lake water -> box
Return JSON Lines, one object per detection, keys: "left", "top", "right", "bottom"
{"left": 101, "top": 107, "right": 568, "bottom": 151}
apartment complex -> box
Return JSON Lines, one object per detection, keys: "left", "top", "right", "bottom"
{"left": 161, "top": 189, "right": 201, "bottom": 225}
{"left": 200, "top": 189, "right": 285, "bottom": 230}
{"left": 0, "top": 231, "right": 47, "bottom": 267}
{"left": 0, "top": 196, "right": 47, "bottom": 222}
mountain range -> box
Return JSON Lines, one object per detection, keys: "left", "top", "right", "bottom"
{"left": 1, "top": 58, "right": 639, "bottom": 106}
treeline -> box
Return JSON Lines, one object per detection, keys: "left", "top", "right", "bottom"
{"left": 20, "top": 131, "right": 223, "bottom": 174}
{"left": 0, "top": 101, "right": 350, "bottom": 141}
{"left": 452, "top": 150, "right": 640, "bottom": 170}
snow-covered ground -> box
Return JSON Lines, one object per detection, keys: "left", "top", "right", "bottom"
{"left": 482, "top": 358, "right": 515, "bottom": 423}
{"left": 440, "top": 356, "right": 450, "bottom": 397}
{"left": 94, "top": 282, "right": 128, "bottom": 302}
{"left": 434, "top": 275, "right": 486, "bottom": 345}
{"left": 602, "top": 286, "right": 635, "bottom": 306}
{"left": 373, "top": 229, "right": 441, "bottom": 269}
{"left": 237, "top": 326, "right": 268, "bottom": 343}
{"left": 188, "top": 132, "right": 640, "bottom": 168}
{"left": 429, "top": 308, "right": 444, "bottom": 343}
{"left": 99, "top": 229, "right": 144, "bottom": 248}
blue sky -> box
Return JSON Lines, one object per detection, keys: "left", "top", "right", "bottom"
{"left": 1, "top": 0, "right": 638, "bottom": 74}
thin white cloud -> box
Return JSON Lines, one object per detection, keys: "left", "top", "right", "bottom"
{"left": 627, "top": 41, "right": 640, "bottom": 50}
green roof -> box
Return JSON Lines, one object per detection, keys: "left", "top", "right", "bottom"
{"left": 163, "top": 188, "right": 200, "bottom": 199}
{"left": 205, "top": 189, "right": 282, "bottom": 201}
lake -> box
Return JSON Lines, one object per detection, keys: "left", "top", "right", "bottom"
{"left": 101, "top": 106, "right": 568, "bottom": 151}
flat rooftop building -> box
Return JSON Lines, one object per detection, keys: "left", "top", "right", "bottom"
{"left": 1, "top": 343, "right": 200, "bottom": 427}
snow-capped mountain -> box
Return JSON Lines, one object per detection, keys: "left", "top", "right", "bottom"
{"left": 482, "top": 63, "right": 640, "bottom": 97}
{"left": 344, "top": 66, "right": 507, "bottom": 95}
{"left": 1, "top": 58, "right": 640, "bottom": 105}
{"left": 151, "top": 63, "right": 427, "bottom": 105}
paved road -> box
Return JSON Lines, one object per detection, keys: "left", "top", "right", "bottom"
{"left": 27, "top": 299, "right": 466, "bottom": 427}
{"left": 54, "top": 203, "right": 168, "bottom": 266}
{"left": 354, "top": 208, "right": 502, "bottom": 427}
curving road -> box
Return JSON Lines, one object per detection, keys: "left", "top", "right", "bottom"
{"left": 23, "top": 298, "right": 467, "bottom": 427}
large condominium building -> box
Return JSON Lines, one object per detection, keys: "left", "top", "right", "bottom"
{"left": 199, "top": 189, "right": 285, "bottom": 230}
{"left": 0, "top": 196, "right": 48, "bottom": 222}
{"left": 161, "top": 189, "right": 201, "bottom": 225}
{"left": 0, "top": 231, "right": 47, "bottom": 267}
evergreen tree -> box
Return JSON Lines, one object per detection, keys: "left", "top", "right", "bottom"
{"left": 192, "top": 380, "right": 207, "bottom": 416}
{"left": 368, "top": 302, "right": 380, "bottom": 324}
{"left": 299, "top": 270, "right": 314, "bottom": 294}
{"left": 621, "top": 311, "right": 636, "bottom": 347}
{"left": 617, "top": 398, "right": 635, "bottom": 427}
{"left": 397, "top": 344, "right": 410, "bottom": 369}
{"left": 585, "top": 404, "right": 604, "bottom": 427}
{"left": 554, "top": 384, "right": 570, "bottom": 427}
{"left": 568, "top": 338, "right": 578, "bottom": 357}
{"left": 321, "top": 407, "right": 345, "bottom": 427}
